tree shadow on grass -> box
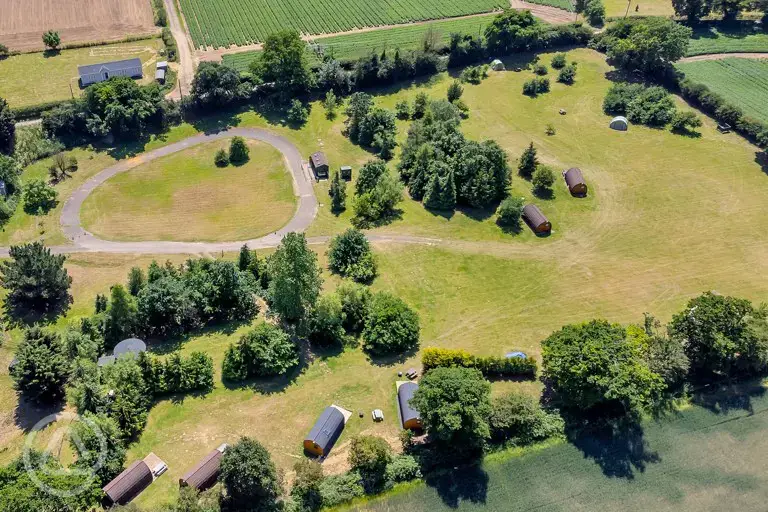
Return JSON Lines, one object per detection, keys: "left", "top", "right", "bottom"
{"left": 533, "top": 187, "right": 554, "bottom": 200}
{"left": 690, "top": 378, "right": 767, "bottom": 416}
{"left": 187, "top": 108, "right": 243, "bottom": 135}
{"left": 564, "top": 411, "right": 660, "bottom": 479}
{"left": 756, "top": 151, "right": 768, "bottom": 177}
{"left": 366, "top": 346, "right": 419, "bottom": 368}
{"left": 424, "top": 463, "right": 489, "bottom": 508}
{"left": 14, "top": 397, "right": 65, "bottom": 433}
{"left": 146, "top": 320, "right": 252, "bottom": 356}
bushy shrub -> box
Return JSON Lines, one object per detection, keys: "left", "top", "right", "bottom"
{"left": 23, "top": 179, "right": 58, "bottom": 214}
{"left": 384, "top": 455, "right": 422, "bottom": 484}
{"left": 336, "top": 282, "right": 371, "bottom": 333}
{"left": 229, "top": 136, "right": 250, "bottom": 163}
{"left": 309, "top": 294, "right": 346, "bottom": 347}
{"left": 327, "top": 228, "right": 377, "bottom": 283}
{"left": 137, "top": 351, "right": 214, "bottom": 395}
{"left": 669, "top": 110, "right": 702, "bottom": 134}
{"left": 288, "top": 99, "right": 309, "bottom": 126}
{"left": 394, "top": 101, "right": 410, "bottom": 121}
{"left": 222, "top": 323, "right": 298, "bottom": 380}
{"left": 421, "top": 347, "right": 538, "bottom": 378}
{"left": 489, "top": 391, "right": 564, "bottom": 443}
{"left": 533, "top": 64, "right": 548, "bottom": 75}
{"left": 551, "top": 53, "right": 567, "bottom": 69}
{"left": 626, "top": 86, "right": 676, "bottom": 127}
{"left": 497, "top": 196, "right": 525, "bottom": 228}
{"left": 362, "top": 292, "right": 420, "bottom": 355}
{"left": 522, "top": 77, "right": 550, "bottom": 96}
{"left": 319, "top": 472, "right": 365, "bottom": 508}
{"left": 214, "top": 148, "right": 229, "bottom": 167}
{"left": 557, "top": 64, "right": 576, "bottom": 85}
{"left": 532, "top": 165, "right": 556, "bottom": 193}
{"left": 584, "top": 0, "right": 606, "bottom": 25}
{"left": 447, "top": 80, "right": 464, "bottom": 103}
{"left": 603, "top": 82, "right": 645, "bottom": 114}
{"left": 412, "top": 92, "right": 428, "bottom": 119}
{"left": 11, "top": 327, "right": 69, "bottom": 403}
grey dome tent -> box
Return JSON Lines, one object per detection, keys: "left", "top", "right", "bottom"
{"left": 609, "top": 116, "right": 628, "bottom": 131}
{"left": 490, "top": 59, "right": 505, "bottom": 71}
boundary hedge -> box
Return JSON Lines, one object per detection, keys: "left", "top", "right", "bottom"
{"left": 422, "top": 347, "right": 538, "bottom": 379}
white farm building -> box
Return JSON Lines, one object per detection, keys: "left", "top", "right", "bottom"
{"left": 78, "top": 58, "right": 143, "bottom": 86}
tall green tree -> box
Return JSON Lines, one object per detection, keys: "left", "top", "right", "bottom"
{"left": 541, "top": 319, "right": 665, "bottom": 413}
{"left": 70, "top": 412, "right": 126, "bottom": 485}
{"left": 251, "top": 30, "right": 314, "bottom": 97}
{"left": 0, "top": 242, "right": 72, "bottom": 321}
{"left": 361, "top": 292, "right": 420, "bottom": 355}
{"left": 669, "top": 292, "right": 768, "bottom": 376}
{"left": 484, "top": 9, "right": 541, "bottom": 54}
{"left": 411, "top": 367, "right": 492, "bottom": 453}
{"left": 0, "top": 97, "right": 15, "bottom": 155}
{"left": 11, "top": 327, "right": 69, "bottom": 403}
{"left": 220, "top": 437, "right": 282, "bottom": 511}
{"left": 329, "top": 170, "right": 347, "bottom": 213}
{"left": 267, "top": 233, "right": 322, "bottom": 321}
{"left": 598, "top": 18, "right": 691, "bottom": 74}
{"left": 518, "top": 143, "right": 538, "bottom": 179}
{"left": 327, "top": 228, "right": 376, "bottom": 283}
{"left": 104, "top": 284, "right": 138, "bottom": 347}
{"left": 127, "top": 266, "right": 146, "bottom": 296}
{"left": 42, "top": 30, "right": 60, "bottom": 50}
{"left": 671, "top": 0, "right": 711, "bottom": 22}
{"left": 191, "top": 62, "right": 243, "bottom": 108}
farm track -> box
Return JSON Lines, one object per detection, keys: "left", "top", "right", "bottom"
{"left": 678, "top": 52, "right": 768, "bottom": 63}
{"left": 164, "top": 0, "right": 196, "bottom": 99}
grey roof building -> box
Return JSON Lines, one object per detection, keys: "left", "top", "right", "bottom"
{"left": 304, "top": 406, "right": 345, "bottom": 457}
{"left": 397, "top": 382, "right": 422, "bottom": 430}
{"left": 78, "top": 58, "right": 143, "bottom": 86}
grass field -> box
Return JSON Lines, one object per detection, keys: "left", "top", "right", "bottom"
{"left": 80, "top": 140, "right": 296, "bottom": 242}
{"left": 687, "top": 26, "right": 768, "bottom": 56}
{"left": 222, "top": 15, "right": 497, "bottom": 71}
{"left": 675, "top": 58, "right": 768, "bottom": 123}
{"left": 179, "top": 0, "right": 506, "bottom": 49}
{"left": 0, "top": 39, "right": 163, "bottom": 109}
{"left": 603, "top": 0, "right": 674, "bottom": 17}
{"left": 2, "top": 48, "right": 768, "bottom": 510}
{"left": 0, "top": 0, "right": 155, "bottom": 52}
{"left": 345, "top": 383, "right": 768, "bottom": 511}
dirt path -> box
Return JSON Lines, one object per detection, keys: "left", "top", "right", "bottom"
{"left": 163, "top": 0, "right": 195, "bottom": 99}
{"left": 509, "top": 0, "right": 578, "bottom": 24}
{"left": 678, "top": 52, "right": 768, "bottom": 63}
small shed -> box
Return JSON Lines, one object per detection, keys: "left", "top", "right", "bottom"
{"left": 490, "top": 59, "right": 505, "bottom": 71}
{"left": 522, "top": 204, "right": 551, "bottom": 234}
{"left": 304, "top": 406, "right": 345, "bottom": 457}
{"left": 157, "top": 61, "right": 169, "bottom": 70}
{"left": 180, "top": 444, "right": 228, "bottom": 491}
{"left": 562, "top": 168, "right": 587, "bottom": 196}
{"left": 103, "top": 459, "right": 153, "bottom": 506}
{"left": 397, "top": 382, "right": 422, "bottom": 431}
{"left": 155, "top": 68, "right": 166, "bottom": 84}
{"left": 340, "top": 165, "right": 352, "bottom": 181}
{"left": 310, "top": 152, "right": 329, "bottom": 179}
{"left": 609, "top": 116, "right": 628, "bottom": 131}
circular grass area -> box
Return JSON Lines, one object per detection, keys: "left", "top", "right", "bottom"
{"left": 81, "top": 139, "right": 296, "bottom": 242}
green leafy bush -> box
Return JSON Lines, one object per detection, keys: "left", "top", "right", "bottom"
{"left": 222, "top": 323, "right": 298, "bottom": 380}
{"left": 362, "top": 292, "right": 420, "bottom": 355}
{"left": 23, "top": 179, "right": 58, "bottom": 214}
{"left": 533, "top": 64, "right": 548, "bottom": 75}
{"left": 497, "top": 196, "right": 525, "bottom": 228}
{"left": 384, "top": 455, "right": 422, "bottom": 484}
{"left": 214, "top": 148, "right": 229, "bottom": 167}
{"left": 327, "top": 228, "right": 377, "bottom": 283}
{"left": 551, "top": 53, "right": 567, "bottom": 69}
{"left": 489, "top": 391, "right": 564, "bottom": 444}
{"left": 229, "top": 136, "right": 250, "bottom": 163}
{"left": 319, "top": 472, "right": 365, "bottom": 508}
{"left": 557, "top": 64, "right": 576, "bottom": 84}
{"left": 422, "top": 346, "right": 538, "bottom": 379}
{"left": 523, "top": 77, "right": 550, "bottom": 96}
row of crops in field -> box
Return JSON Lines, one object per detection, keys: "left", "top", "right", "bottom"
{"left": 179, "top": 0, "right": 506, "bottom": 49}
{"left": 524, "top": 0, "right": 576, "bottom": 11}
{"left": 222, "top": 14, "right": 497, "bottom": 72}
{"left": 686, "top": 26, "right": 768, "bottom": 56}
{"left": 675, "top": 58, "right": 768, "bottom": 123}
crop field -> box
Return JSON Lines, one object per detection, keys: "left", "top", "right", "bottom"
{"left": 348, "top": 383, "right": 768, "bottom": 512}
{"left": 687, "top": 26, "right": 768, "bottom": 56}
{"left": 603, "top": 0, "right": 674, "bottom": 17}
{"left": 0, "top": 0, "right": 156, "bottom": 52}
{"left": 675, "top": 58, "right": 768, "bottom": 123}
{"left": 222, "top": 15, "right": 497, "bottom": 71}
{"left": 178, "top": 0, "right": 506, "bottom": 49}
{"left": 0, "top": 39, "right": 163, "bottom": 109}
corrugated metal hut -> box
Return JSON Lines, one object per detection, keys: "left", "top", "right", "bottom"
{"left": 304, "top": 406, "right": 345, "bottom": 457}
{"left": 310, "top": 152, "right": 329, "bottom": 179}
{"left": 562, "top": 168, "right": 587, "bottom": 196}
{"left": 179, "top": 444, "right": 228, "bottom": 491}
{"left": 103, "top": 460, "right": 153, "bottom": 506}
{"left": 522, "top": 204, "right": 551, "bottom": 234}
{"left": 397, "top": 382, "right": 422, "bottom": 430}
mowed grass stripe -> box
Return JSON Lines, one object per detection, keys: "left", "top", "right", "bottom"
{"left": 179, "top": 0, "right": 503, "bottom": 48}
{"left": 676, "top": 58, "right": 768, "bottom": 123}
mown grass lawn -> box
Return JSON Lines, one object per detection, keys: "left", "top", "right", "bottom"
{"left": 687, "top": 26, "right": 768, "bottom": 56}
{"left": 343, "top": 382, "right": 768, "bottom": 512}
{"left": 80, "top": 140, "right": 296, "bottom": 242}
{"left": 0, "top": 39, "right": 163, "bottom": 109}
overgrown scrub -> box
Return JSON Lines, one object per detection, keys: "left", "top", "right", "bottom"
{"left": 222, "top": 322, "right": 299, "bottom": 380}
{"left": 422, "top": 347, "right": 538, "bottom": 379}
{"left": 137, "top": 351, "right": 214, "bottom": 395}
